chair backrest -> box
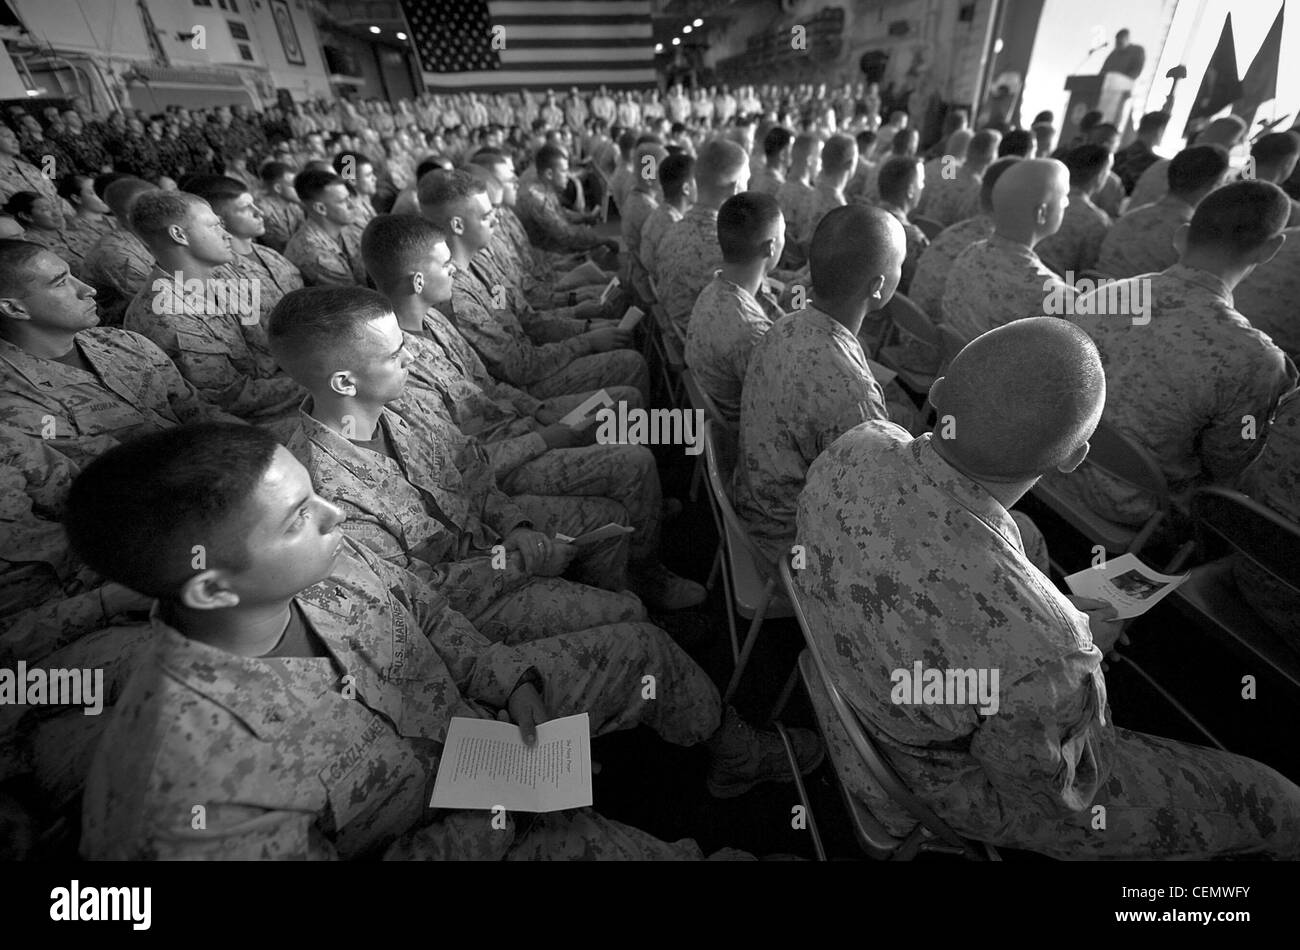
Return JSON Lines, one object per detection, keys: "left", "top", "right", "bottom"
{"left": 936, "top": 323, "right": 966, "bottom": 372}
{"left": 682, "top": 368, "right": 737, "bottom": 434}
{"left": 1082, "top": 420, "right": 1171, "bottom": 511}
{"left": 777, "top": 558, "right": 977, "bottom": 855}
{"left": 882, "top": 292, "right": 940, "bottom": 349}
{"left": 702, "top": 420, "right": 778, "bottom": 573}
{"left": 913, "top": 215, "right": 944, "bottom": 241}
{"left": 1192, "top": 487, "right": 1300, "bottom": 591}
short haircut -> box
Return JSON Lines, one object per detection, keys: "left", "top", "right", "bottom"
{"left": 998, "top": 129, "right": 1034, "bottom": 158}
{"left": 361, "top": 214, "right": 448, "bottom": 293}
{"left": 820, "top": 135, "right": 857, "bottom": 175}
{"left": 93, "top": 172, "right": 130, "bottom": 199}
{"left": 64, "top": 424, "right": 283, "bottom": 599}
{"left": 1166, "top": 145, "right": 1229, "bottom": 196}
{"left": 717, "top": 191, "right": 782, "bottom": 264}
{"left": 418, "top": 167, "right": 485, "bottom": 218}
{"left": 415, "top": 155, "right": 453, "bottom": 179}
{"left": 260, "top": 160, "right": 296, "bottom": 184}
{"left": 810, "top": 204, "right": 903, "bottom": 304}
{"left": 1090, "top": 123, "right": 1120, "bottom": 143}
{"left": 763, "top": 126, "right": 794, "bottom": 161}
{"left": 129, "top": 191, "right": 206, "bottom": 244}
{"left": 534, "top": 143, "right": 567, "bottom": 174}
{"left": 1032, "top": 110, "right": 1054, "bottom": 126}
{"left": 659, "top": 152, "right": 695, "bottom": 200}
{"left": 183, "top": 175, "right": 250, "bottom": 212}
{"left": 855, "top": 129, "right": 878, "bottom": 153}
{"left": 464, "top": 162, "right": 504, "bottom": 201}
{"left": 56, "top": 174, "right": 93, "bottom": 203}
{"left": 877, "top": 156, "right": 921, "bottom": 203}
{"left": 967, "top": 129, "right": 1001, "bottom": 164}
{"left": 267, "top": 285, "right": 396, "bottom": 387}
{"left": 1138, "top": 111, "right": 1170, "bottom": 136}
{"left": 1063, "top": 145, "right": 1111, "bottom": 187}
{"left": 693, "top": 138, "right": 749, "bottom": 192}
{"left": 1186, "top": 180, "right": 1291, "bottom": 258}
{"left": 294, "top": 169, "right": 347, "bottom": 205}
{"left": 890, "top": 128, "right": 917, "bottom": 156}
{"left": 0, "top": 238, "right": 48, "bottom": 298}
{"left": 332, "top": 151, "right": 374, "bottom": 177}
{"left": 978, "top": 156, "right": 1021, "bottom": 212}
{"left": 1252, "top": 132, "right": 1300, "bottom": 165}
{"left": 103, "top": 177, "right": 156, "bottom": 221}
{"left": 3, "top": 191, "right": 43, "bottom": 218}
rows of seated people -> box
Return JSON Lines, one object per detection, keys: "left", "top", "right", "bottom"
{"left": 2, "top": 85, "right": 1299, "bottom": 860}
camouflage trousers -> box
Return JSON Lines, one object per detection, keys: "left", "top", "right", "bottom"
{"left": 807, "top": 670, "right": 1300, "bottom": 859}
{"left": 525, "top": 348, "right": 650, "bottom": 406}
{"left": 386, "top": 621, "right": 724, "bottom": 860}
{"left": 513, "top": 492, "right": 631, "bottom": 591}
{"left": 500, "top": 441, "right": 662, "bottom": 565}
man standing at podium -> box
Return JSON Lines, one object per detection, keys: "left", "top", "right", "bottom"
{"left": 1098, "top": 29, "right": 1146, "bottom": 126}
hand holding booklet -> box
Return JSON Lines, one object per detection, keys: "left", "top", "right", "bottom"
{"left": 557, "top": 388, "right": 615, "bottom": 429}
{"left": 430, "top": 713, "right": 592, "bottom": 813}
{"left": 1064, "top": 553, "right": 1188, "bottom": 620}
{"left": 617, "top": 306, "right": 645, "bottom": 332}
{"left": 599, "top": 276, "right": 621, "bottom": 304}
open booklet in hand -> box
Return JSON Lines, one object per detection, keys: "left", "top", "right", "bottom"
{"left": 599, "top": 276, "right": 621, "bottom": 304}
{"left": 1064, "top": 553, "right": 1188, "bottom": 620}
{"left": 430, "top": 714, "right": 593, "bottom": 813}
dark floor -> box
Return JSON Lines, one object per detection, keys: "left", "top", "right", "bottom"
{"left": 586, "top": 210, "right": 1300, "bottom": 861}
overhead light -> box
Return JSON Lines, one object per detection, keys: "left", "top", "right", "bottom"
{"left": 655, "top": 43, "right": 664, "bottom": 53}
{"left": 693, "top": 18, "right": 703, "bottom": 27}
{"left": 671, "top": 37, "right": 680, "bottom": 46}
{"left": 683, "top": 25, "right": 692, "bottom": 34}
{"left": 25, "top": 87, "right": 41, "bottom": 97}
{"left": 369, "top": 25, "right": 381, "bottom": 34}
{"left": 396, "top": 31, "right": 407, "bottom": 40}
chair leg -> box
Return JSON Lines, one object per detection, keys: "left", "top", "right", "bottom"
{"left": 1113, "top": 654, "right": 1229, "bottom": 751}
{"left": 722, "top": 577, "right": 775, "bottom": 703}
{"left": 775, "top": 721, "right": 826, "bottom": 861}
{"left": 689, "top": 455, "right": 703, "bottom": 504}
{"left": 705, "top": 543, "right": 722, "bottom": 593}
{"left": 767, "top": 661, "right": 801, "bottom": 724}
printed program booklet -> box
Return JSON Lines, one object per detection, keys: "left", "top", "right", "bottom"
{"left": 1064, "top": 553, "right": 1188, "bottom": 620}
{"left": 430, "top": 714, "right": 593, "bottom": 813}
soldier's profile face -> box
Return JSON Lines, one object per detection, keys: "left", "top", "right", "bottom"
{"left": 348, "top": 313, "right": 413, "bottom": 406}
{"left": 319, "top": 183, "right": 355, "bottom": 225}
{"left": 417, "top": 240, "right": 456, "bottom": 306}
{"left": 225, "top": 192, "right": 264, "bottom": 239}
{"left": 0, "top": 127, "right": 20, "bottom": 154}
{"left": 232, "top": 446, "right": 349, "bottom": 600}
{"left": 10, "top": 250, "right": 99, "bottom": 332}
{"left": 185, "top": 204, "right": 234, "bottom": 264}
{"left": 459, "top": 192, "right": 496, "bottom": 248}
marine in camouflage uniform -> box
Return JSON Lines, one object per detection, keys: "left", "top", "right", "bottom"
{"left": 83, "top": 228, "right": 154, "bottom": 326}
{"left": 257, "top": 192, "right": 305, "bottom": 254}
{"left": 684, "top": 272, "right": 782, "bottom": 425}
{"left": 1035, "top": 189, "right": 1111, "bottom": 278}
{"left": 1051, "top": 264, "right": 1297, "bottom": 525}
{"left": 81, "top": 540, "right": 728, "bottom": 860}
{"left": 122, "top": 266, "right": 303, "bottom": 428}
{"left": 1095, "top": 196, "right": 1193, "bottom": 279}
{"left": 222, "top": 242, "right": 305, "bottom": 330}
{"left": 1232, "top": 231, "right": 1300, "bottom": 362}
{"left": 732, "top": 306, "right": 894, "bottom": 565}
{"left": 288, "top": 400, "right": 634, "bottom": 614}
{"left": 284, "top": 218, "right": 367, "bottom": 288}
{"left": 794, "top": 420, "right": 1300, "bottom": 859}
{"left": 393, "top": 307, "right": 660, "bottom": 566}
{"left": 656, "top": 205, "right": 725, "bottom": 336}
{"left": 639, "top": 202, "right": 684, "bottom": 284}
{"left": 449, "top": 267, "right": 648, "bottom": 404}
{"left": 0, "top": 326, "right": 236, "bottom": 468}
{"left": 941, "top": 235, "right": 1075, "bottom": 345}
{"left": 515, "top": 179, "right": 604, "bottom": 255}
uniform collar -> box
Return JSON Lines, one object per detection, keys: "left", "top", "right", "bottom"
{"left": 1162, "top": 263, "right": 1233, "bottom": 307}
{"left": 909, "top": 434, "right": 1026, "bottom": 554}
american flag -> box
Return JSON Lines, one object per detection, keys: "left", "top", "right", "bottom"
{"left": 400, "top": 0, "right": 656, "bottom": 90}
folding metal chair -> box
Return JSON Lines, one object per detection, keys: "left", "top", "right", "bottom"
{"left": 681, "top": 368, "right": 735, "bottom": 504}
{"left": 775, "top": 558, "right": 998, "bottom": 861}
{"left": 873, "top": 292, "right": 941, "bottom": 400}
{"left": 700, "top": 420, "right": 794, "bottom": 704}
{"left": 1166, "top": 487, "right": 1300, "bottom": 691}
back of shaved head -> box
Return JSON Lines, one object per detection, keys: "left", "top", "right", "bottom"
{"left": 991, "top": 158, "right": 1069, "bottom": 238}
{"left": 694, "top": 139, "right": 749, "bottom": 194}
{"left": 945, "top": 128, "right": 973, "bottom": 161}
{"left": 932, "top": 317, "right": 1104, "bottom": 480}
{"left": 810, "top": 204, "right": 905, "bottom": 307}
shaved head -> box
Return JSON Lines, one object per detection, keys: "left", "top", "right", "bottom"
{"left": 992, "top": 158, "right": 1070, "bottom": 245}
{"left": 931, "top": 318, "right": 1105, "bottom": 480}
{"left": 694, "top": 139, "right": 750, "bottom": 203}
{"left": 945, "top": 128, "right": 973, "bottom": 161}
{"left": 810, "top": 204, "right": 905, "bottom": 309}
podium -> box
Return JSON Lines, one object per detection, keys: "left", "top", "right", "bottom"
{"left": 1061, "top": 74, "right": 1102, "bottom": 146}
